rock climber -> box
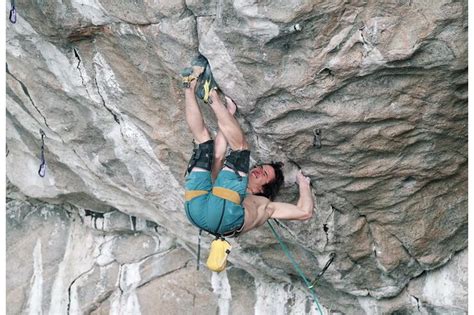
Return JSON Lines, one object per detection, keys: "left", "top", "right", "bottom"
{"left": 182, "top": 55, "right": 314, "bottom": 237}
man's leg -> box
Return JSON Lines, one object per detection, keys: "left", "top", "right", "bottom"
{"left": 208, "top": 91, "right": 248, "bottom": 151}
{"left": 185, "top": 80, "right": 211, "bottom": 145}
{"left": 183, "top": 78, "right": 215, "bottom": 175}
{"left": 212, "top": 132, "right": 226, "bottom": 180}
{"left": 208, "top": 96, "right": 250, "bottom": 234}
{"left": 212, "top": 97, "right": 237, "bottom": 180}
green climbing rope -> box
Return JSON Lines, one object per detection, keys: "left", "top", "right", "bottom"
{"left": 267, "top": 220, "right": 324, "bottom": 315}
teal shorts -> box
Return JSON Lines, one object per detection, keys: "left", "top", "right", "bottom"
{"left": 184, "top": 170, "right": 248, "bottom": 235}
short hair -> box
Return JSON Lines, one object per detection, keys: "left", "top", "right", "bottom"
{"left": 256, "top": 162, "right": 284, "bottom": 201}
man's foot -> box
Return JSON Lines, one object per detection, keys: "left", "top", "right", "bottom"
{"left": 196, "top": 63, "right": 218, "bottom": 103}
{"left": 225, "top": 96, "right": 237, "bottom": 116}
{"left": 181, "top": 55, "right": 208, "bottom": 88}
{"left": 181, "top": 67, "right": 195, "bottom": 88}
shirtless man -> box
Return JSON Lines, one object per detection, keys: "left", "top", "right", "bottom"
{"left": 183, "top": 60, "right": 314, "bottom": 237}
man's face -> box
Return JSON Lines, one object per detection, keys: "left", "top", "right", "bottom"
{"left": 248, "top": 164, "right": 276, "bottom": 192}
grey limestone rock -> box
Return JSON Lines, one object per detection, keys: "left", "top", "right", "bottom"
{"left": 6, "top": 0, "right": 467, "bottom": 313}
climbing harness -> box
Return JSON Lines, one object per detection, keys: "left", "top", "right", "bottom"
{"left": 223, "top": 149, "right": 250, "bottom": 181}
{"left": 184, "top": 139, "right": 214, "bottom": 176}
{"left": 9, "top": 0, "right": 16, "bottom": 24}
{"left": 309, "top": 252, "right": 336, "bottom": 288}
{"left": 267, "top": 220, "right": 324, "bottom": 315}
{"left": 38, "top": 129, "right": 46, "bottom": 177}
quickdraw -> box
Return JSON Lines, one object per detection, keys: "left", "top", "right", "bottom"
{"left": 267, "top": 220, "right": 324, "bottom": 314}
{"left": 38, "top": 129, "right": 46, "bottom": 177}
{"left": 9, "top": 0, "right": 17, "bottom": 24}
{"left": 309, "top": 252, "right": 336, "bottom": 288}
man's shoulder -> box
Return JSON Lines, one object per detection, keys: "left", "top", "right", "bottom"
{"left": 244, "top": 194, "right": 269, "bottom": 201}
{"left": 243, "top": 194, "right": 270, "bottom": 208}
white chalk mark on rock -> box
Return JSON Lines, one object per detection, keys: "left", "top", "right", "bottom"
{"left": 211, "top": 271, "right": 232, "bottom": 315}
{"left": 27, "top": 239, "right": 43, "bottom": 315}
{"left": 110, "top": 263, "right": 142, "bottom": 315}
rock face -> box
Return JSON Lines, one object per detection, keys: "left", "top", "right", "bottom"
{"left": 6, "top": 0, "right": 467, "bottom": 314}
{"left": 6, "top": 194, "right": 218, "bottom": 315}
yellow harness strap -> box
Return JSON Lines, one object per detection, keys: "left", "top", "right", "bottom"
{"left": 185, "top": 190, "right": 208, "bottom": 201}
{"left": 212, "top": 187, "right": 241, "bottom": 204}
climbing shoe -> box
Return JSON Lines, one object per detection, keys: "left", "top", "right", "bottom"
{"left": 192, "top": 54, "right": 208, "bottom": 69}
{"left": 196, "top": 63, "right": 218, "bottom": 103}
{"left": 181, "top": 54, "right": 208, "bottom": 88}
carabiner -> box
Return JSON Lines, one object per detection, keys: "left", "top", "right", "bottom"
{"left": 38, "top": 129, "right": 46, "bottom": 177}
{"left": 309, "top": 252, "right": 336, "bottom": 287}
{"left": 9, "top": 6, "right": 17, "bottom": 24}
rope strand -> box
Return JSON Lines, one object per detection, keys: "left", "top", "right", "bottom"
{"left": 267, "top": 220, "right": 324, "bottom": 315}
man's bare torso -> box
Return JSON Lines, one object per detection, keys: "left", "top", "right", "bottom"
{"left": 241, "top": 194, "right": 272, "bottom": 233}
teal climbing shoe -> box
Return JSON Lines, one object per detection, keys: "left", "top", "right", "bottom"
{"left": 196, "top": 63, "right": 218, "bottom": 103}
{"left": 181, "top": 54, "right": 208, "bottom": 88}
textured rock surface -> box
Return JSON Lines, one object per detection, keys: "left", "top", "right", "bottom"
{"left": 6, "top": 0, "right": 467, "bottom": 314}
{"left": 6, "top": 195, "right": 218, "bottom": 314}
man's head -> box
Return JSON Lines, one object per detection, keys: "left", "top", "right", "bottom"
{"left": 248, "top": 162, "right": 284, "bottom": 201}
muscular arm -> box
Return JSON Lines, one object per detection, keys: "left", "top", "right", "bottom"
{"left": 268, "top": 171, "right": 314, "bottom": 221}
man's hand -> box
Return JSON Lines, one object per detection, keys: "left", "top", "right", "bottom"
{"left": 296, "top": 170, "right": 311, "bottom": 189}
{"left": 269, "top": 170, "right": 314, "bottom": 221}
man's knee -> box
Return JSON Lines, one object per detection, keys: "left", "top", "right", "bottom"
{"left": 233, "top": 138, "right": 249, "bottom": 151}
{"left": 194, "top": 129, "right": 212, "bottom": 145}
{"left": 224, "top": 149, "right": 251, "bottom": 174}
{"left": 214, "top": 151, "right": 225, "bottom": 164}
{"left": 186, "top": 140, "right": 214, "bottom": 175}
{"left": 238, "top": 142, "right": 249, "bottom": 151}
